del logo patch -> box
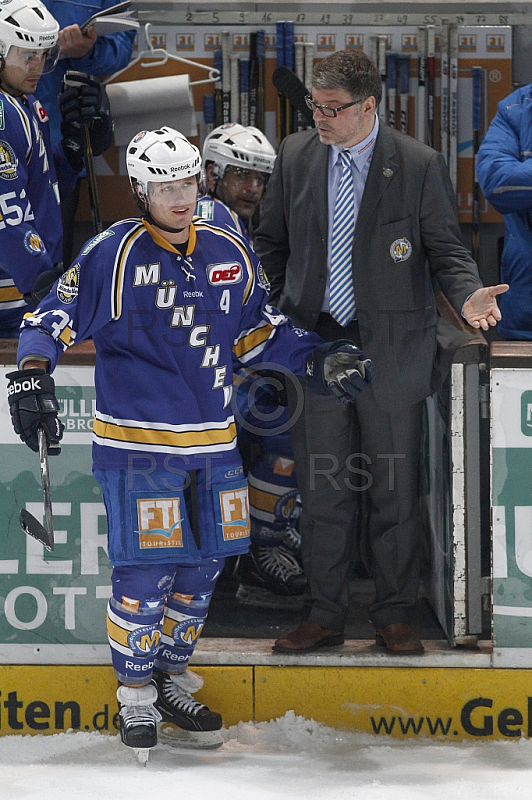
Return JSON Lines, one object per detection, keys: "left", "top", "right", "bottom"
{"left": 390, "top": 237, "right": 412, "bottom": 263}
{"left": 33, "top": 100, "right": 48, "bottom": 123}
{"left": 136, "top": 497, "right": 184, "bottom": 550}
{"left": 23, "top": 230, "right": 46, "bottom": 256}
{"left": 219, "top": 487, "right": 250, "bottom": 542}
{"left": 207, "top": 262, "right": 243, "bottom": 285}
{"left": 0, "top": 140, "right": 18, "bottom": 180}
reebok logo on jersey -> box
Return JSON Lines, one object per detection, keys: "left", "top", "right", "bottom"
{"left": 207, "top": 262, "right": 243, "bottom": 286}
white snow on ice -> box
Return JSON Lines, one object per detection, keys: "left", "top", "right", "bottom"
{"left": 1, "top": 711, "right": 532, "bottom": 799}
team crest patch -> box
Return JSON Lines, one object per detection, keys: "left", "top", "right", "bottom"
{"left": 196, "top": 198, "right": 214, "bottom": 220}
{"left": 23, "top": 230, "right": 46, "bottom": 256}
{"left": 0, "top": 140, "right": 18, "bottom": 180}
{"left": 170, "top": 617, "right": 204, "bottom": 646}
{"left": 256, "top": 262, "right": 270, "bottom": 292}
{"left": 57, "top": 264, "right": 80, "bottom": 304}
{"left": 132, "top": 130, "right": 148, "bottom": 143}
{"left": 80, "top": 228, "right": 114, "bottom": 255}
{"left": 0, "top": 100, "right": 4, "bottom": 131}
{"left": 390, "top": 237, "right": 412, "bottom": 263}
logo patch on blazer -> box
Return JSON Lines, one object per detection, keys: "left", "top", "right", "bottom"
{"left": 390, "top": 238, "right": 412, "bottom": 263}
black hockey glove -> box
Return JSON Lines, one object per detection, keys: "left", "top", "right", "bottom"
{"left": 23, "top": 263, "right": 64, "bottom": 309}
{"left": 306, "top": 340, "right": 376, "bottom": 403}
{"left": 7, "top": 369, "right": 64, "bottom": 455}
{"left": 60, "top": 71, "right": 113, "bottom": 172}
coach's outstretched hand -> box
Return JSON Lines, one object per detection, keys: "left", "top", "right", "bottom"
{"left": 306, "top": 340, "right": 376, "bottom": 403}
{"left": 7, "top": 369, "right": 64, "bottom": 455}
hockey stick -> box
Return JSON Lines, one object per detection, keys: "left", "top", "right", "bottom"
{"left": 449, "top": 24, "right": 458, "bottom": 194}
{"left": 416, "top": 26, "right": 427, "bottom": 143}
{"left": 386, "top": 52, "right": 397, "bottom": 128}
{"left": 440, "top": 20, "right": 450, "bottom": 164}
{"left": 398, "top": 54, "right": 410, "bottom": 134}
{"left": 271, "top": 66, "right": 314, "bottom": 126}
{"left": 426, "top": 25, "right": 435, "bottom": 147}
{"left": 471, "top": 66, "right": 484, "bottom": 265}
{"left": 19, "top": 428, "right": 55, "bottom": 552}
{"left": 221, "top": 31, "right": 231, "bottom": 124}
{"left": 81, "top": 122, "right": 103, "bottom": 235}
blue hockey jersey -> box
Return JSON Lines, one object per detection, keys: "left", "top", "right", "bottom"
{"left": 0, "top": 89, "right": 63, "bottom": 336}
{"left": 17, "top": 217, "right": 322, "bottom": 469}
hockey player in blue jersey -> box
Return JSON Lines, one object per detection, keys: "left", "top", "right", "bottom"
{"left": 0, "top": 0, "right": 114, "bottom": 337}
{"left": 197, "top": 123, "right": 276, "bottom": 243}
{"left": 0, "top": 0, "right": 65, "bottom": 337}
{"left": 7, "top": 126, "right": 375, "bottom": 762}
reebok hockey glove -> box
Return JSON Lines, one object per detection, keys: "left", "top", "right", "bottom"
{"left": 60, "top": 71, "right": 113, "bottom": 172}
{"left": 23, "top": 263, "right": 64, "bottom": 309}
{"left": 306, "top": 340, "right": 376, "bottom": 403}
{"left": 7, "top": 369, "right": 64, "bottom": 455}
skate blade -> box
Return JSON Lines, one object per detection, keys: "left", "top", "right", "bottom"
{"left": 159, "top": 722, "right": 223, "bottom": 750}
{"left": 133, "top": 748, "right": 151, "bottom": 765}
{"left": 236, "top": 585, "right": 304, "bottom": 610}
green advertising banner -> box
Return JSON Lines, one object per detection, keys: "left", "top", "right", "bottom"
{"left": 0, "top": 366, "right": 112, "bottom": 664}
{"left": 492, "top": 368, "right": 532, "bottom": 666}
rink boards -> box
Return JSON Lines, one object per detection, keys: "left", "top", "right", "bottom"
{"left": 1, "top": 659, "right": 532, "bottom": 741}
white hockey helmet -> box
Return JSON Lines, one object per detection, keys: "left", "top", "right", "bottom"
{"left": 126, "top": 127, "right": 202, "bottom": 201}
{"left": 0, "top": 0, "right": 59, "bottom": 74}
{"left": 203, "top": 123, "right": 276, "bottom": 180}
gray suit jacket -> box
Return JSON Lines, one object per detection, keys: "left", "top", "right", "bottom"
{"left": 254, "top": 125, "right": 483, "bottom": 412}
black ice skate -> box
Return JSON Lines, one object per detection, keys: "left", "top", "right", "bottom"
{"left": 235, "top": 544, "right": 307, "bottom": 610}
{"left": 117, "top": 683, "right": 162, "bottom": 765}
{"left": 151, "top": 669, "right": 223, "bottom": 750}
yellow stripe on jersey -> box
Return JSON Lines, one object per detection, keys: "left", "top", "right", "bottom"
{"left": 58, "top": 326, "right": 72, "bottom": 346}
{"left": 111, "top": 223, "right": 146, "bottom": 319}
{"left": 0, "top": 285, "right": 23, "bottom": 303}
{"left": 193, "top": 219, "right": 254, "bottom": 304}
{"left": 233, "top": 322, "right": 275, "bottom": 359}
{"left": 93, "top": 417, "right": 237, "bottom": 450}
{"left": 2, "top": 91, "right": 32, "bottom": 156}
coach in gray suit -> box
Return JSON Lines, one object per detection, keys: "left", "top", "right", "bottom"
{"left": 254, "top": 49, "right": 507, "bottom": 655}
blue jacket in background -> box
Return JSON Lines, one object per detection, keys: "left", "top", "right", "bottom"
{"left": 36, "top": 0, "right": 136, "bottom": 197}
{"left": 477, "top": 84, "right": 532, "bottom": 340}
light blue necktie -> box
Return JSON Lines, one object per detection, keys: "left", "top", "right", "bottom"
{"left": 329, "top": 150, "right": 356, "bottom": 327}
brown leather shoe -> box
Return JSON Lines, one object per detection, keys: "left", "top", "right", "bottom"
{"left": 273, "top": 621, "right": 345, "bottom": 654}
{"left": 375, "top": 623, "right": 424, "bottom": 654}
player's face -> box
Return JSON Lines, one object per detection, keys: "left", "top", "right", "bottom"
{"left": 1, "top": 46, "right": 47, "bottom": 95}
{"left": 147, "top": 177, "right": 198, "bottom": 237}
{"left": 311, "top": 87, "right": 376, "bottom": 148}
{"left": 216, "top": 166, "right": 267, "bottom": 220}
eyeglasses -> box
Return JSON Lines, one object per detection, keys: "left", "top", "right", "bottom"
{"left": 304, "top": 95, "right": 361, "bottom": 118}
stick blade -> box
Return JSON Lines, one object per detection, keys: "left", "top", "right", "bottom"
{"left": 19, "top": 509, "right": 55, "bottom": 552}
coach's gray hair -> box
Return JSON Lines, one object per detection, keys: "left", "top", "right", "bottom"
{"left": 312, "top": 49, "right": 382, "bottom": 107}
